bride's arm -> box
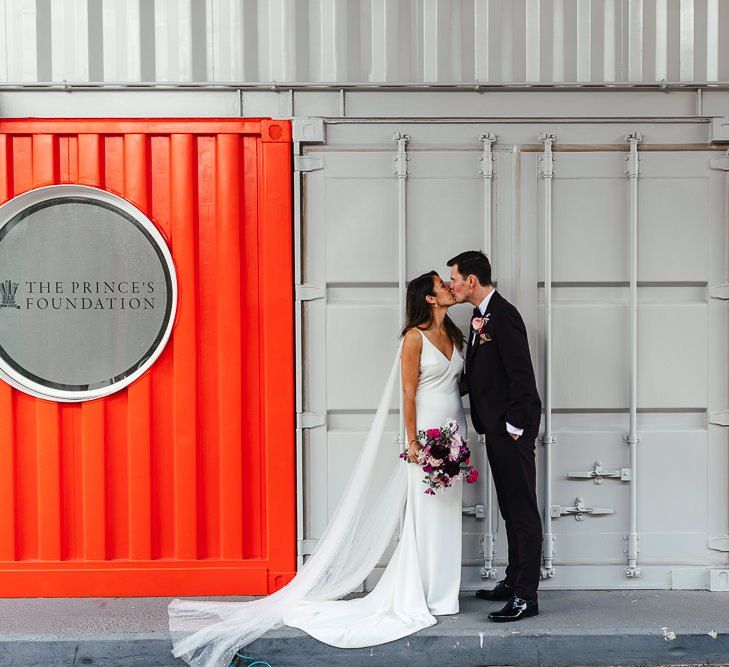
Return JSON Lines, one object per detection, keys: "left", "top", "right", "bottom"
{"left": 401, "top": 329, "right": 423, "bottom": 462}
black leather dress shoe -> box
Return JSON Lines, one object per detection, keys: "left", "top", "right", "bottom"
{"left": 475, "top": 579, "right": 514, "bottom": 601}
{"left": 488, "top": 596, "right": 539, "bottom": 622}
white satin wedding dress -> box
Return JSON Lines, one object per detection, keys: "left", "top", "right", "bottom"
{"left": 168, "top": 332, "right": 466, "bottom": 666}
{"left": 283, "top": 329, "right": 466, "bottom": 647}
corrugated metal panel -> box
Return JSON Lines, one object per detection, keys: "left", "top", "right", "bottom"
{"left": 0, "top": 0, "right": 37, "bottom": 82}
{"left": 299, "top": 122, "right": 729, "bottom": 590}
{"left": 1, "top": 0, "right": 727, "bottom": 86}
{"left": 0, "top": 118, "right": 295, "bottom": 597}
{"left": 50, "top": 0, "right": 89, "bottom": 82}
{"left": 102, "top": 0, "right": 141, "bottom": 82}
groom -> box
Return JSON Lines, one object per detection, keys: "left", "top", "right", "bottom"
{"left": 447, "top": 250, "right": 542, "bottom": 622}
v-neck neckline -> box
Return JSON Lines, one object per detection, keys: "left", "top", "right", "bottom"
{"left": 418, "top": 329, "right": 454, "bottom": 363}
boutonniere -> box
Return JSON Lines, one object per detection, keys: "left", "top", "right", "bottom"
{"left": 471, "top": 313, "right": 492, "bottom": 345}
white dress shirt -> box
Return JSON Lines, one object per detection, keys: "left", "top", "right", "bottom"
{"left": 473, "top": 288, "right": 523, "bottom": 439}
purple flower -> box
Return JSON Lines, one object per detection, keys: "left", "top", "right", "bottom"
{"left": 424, "top": 488, "right": 436, "bottom": 495}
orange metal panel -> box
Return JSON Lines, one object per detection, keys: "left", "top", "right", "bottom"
{"left": 259, "top": 137, "right": 296, "bottom": 590}
{"left": 0, "top": 119, "right": 295, "bottom": 596}
{"left": 0, "top": 384, "right": 14, "bottom": 562}
{"left": 81, "top": 401, "right": 106, "bottom": 560}
{"left": 170, "top": 133, "right": 198, "bottom": 562}
{"left": 216, "top": 133, "right": 245, "bottom": 561}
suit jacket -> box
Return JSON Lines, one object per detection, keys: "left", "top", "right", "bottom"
{"left": 466, "top": 290, "right": 542, "bottom": 435}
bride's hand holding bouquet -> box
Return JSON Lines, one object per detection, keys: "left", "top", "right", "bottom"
{"left": 401, "top": 418, "right": 479, "bottom": 494}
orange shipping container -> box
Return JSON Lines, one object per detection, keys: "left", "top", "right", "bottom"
{"left": 0, "top": 119, "right": 296, "bottom": 597}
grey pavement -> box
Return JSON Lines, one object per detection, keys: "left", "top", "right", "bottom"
{"left": 1, "top": 591, "right": 729, "bottom": 666}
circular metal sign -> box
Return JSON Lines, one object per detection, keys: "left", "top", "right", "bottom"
{"left": 0, "top": 185, "right": 177, "bottom": 402}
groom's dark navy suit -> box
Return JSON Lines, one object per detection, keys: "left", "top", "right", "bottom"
{"left": 466, "top": 290, "right": 542, "bottom": 602}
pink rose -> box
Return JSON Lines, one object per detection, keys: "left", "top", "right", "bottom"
{"left": 426, "top": 428, "right": 441, "bottom": 440}
{"left": 449, "top": 444, "right": 461, "bottom": 461}
{"left": 427, "top": 456, "right": 443, "bottom": 467}
{"left": 471, "top": 317, "right": 483, "bottom": 331}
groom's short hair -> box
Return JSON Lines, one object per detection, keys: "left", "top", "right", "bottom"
{"left": 447, "top": 250, "right": 492, "bottom": 286}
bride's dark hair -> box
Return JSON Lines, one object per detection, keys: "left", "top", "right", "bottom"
{"left": 400, "top": 271, "right": 464, "bottom": 348}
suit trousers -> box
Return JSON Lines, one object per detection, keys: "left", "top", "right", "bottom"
{"left": 485, "top": 425, "right": 542, "bottom": 601}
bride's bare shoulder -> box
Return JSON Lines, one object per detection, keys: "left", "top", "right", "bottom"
{"left": 402, "top": 327, "right": 423, "bottom": 352}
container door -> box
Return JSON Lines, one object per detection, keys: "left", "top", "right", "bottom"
{"left": 520, "top": 146, "right": 729, "bottom": 588}
{"left": 299, "top": 135, "right": 514, "bottom": 587}
{"left": 300, "top": 122, "right": 729, "bottom": 590}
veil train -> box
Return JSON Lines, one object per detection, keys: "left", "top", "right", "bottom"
{"left": 168, "top": 343, "right": 406, "bottom": 667}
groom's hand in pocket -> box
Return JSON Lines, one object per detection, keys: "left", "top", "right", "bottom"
{"left": 506, "top": 422, "right": 523, "bottom": 440}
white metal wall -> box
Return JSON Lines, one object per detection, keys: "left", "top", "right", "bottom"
{"left": 299, "top": 116, "right": 729, "bottom": 590}
{"left": 1, "top": 0, "right": 729, "bottom": 85}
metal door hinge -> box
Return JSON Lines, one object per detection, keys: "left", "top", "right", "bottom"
{"left": 293, "top": 117, "right": 325, "bottom": 143}
{"left": 479, "top": 132, "right": 496, "bottom": 179}
{"left": 624, "top": 132, "right": 643, "bottom": 178}
{"left": 551, "top": 497, "right": 615, "bottom": 521}
{"left": 294, "top": 155, "right": 324, "bottom": 173}
{"left": 710, "top": 118, "right": 729, "bottom": 144}
{"left": 298, "top": 539, "right": 317, "bottom": 557}
{"left": 538, "top": 132, "right": 555, "bottom": 178}
{"left": 709, "top": 410, "right": 729, "bottom": 427}
{"left": 462, "top": 504, "right": 486, "bottom": 519}
{"left": 296, "top": 284, "right": 325, "bottom": 302}
{"left": 709, "top": 283, "right": 729, "bottom": 299}
{"left": 297, "top": 412, "right": 326, "bottom": 429}
{"left": 568, "top": 460, "right": 632, "bottom": 484}
{"left": 710, "top": 150, "right": 729, "bottom": 170}
{"left": 708, "top": 536, "right": 729, "bottom": 552}
{"left": 393, "top": 131, "right": 410, "bottom": 178}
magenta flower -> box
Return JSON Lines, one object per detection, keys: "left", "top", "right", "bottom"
{"left": 426, "top": 428, "right": 441, "bottom": 440}
{"left": 424, "top": 488, "right": 436, "bottom": 495}
{"left": 467, "top": 469, "right": 479, "bottom": 484}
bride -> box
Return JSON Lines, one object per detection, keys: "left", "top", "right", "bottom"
{"left": 168, "top": 270, "right": 468, "bottom": 666}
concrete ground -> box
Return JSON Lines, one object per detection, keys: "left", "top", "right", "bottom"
{"left": 1, "top": 591, "right": 729, "bottom": 666}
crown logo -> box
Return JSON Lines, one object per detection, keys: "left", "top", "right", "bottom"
{"left": 0, "top": 280, "right": 20, "bottom": 309}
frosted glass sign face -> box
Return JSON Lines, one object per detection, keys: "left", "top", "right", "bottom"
{"left": 0, "top": 186, "right": 177, "bottom": 401}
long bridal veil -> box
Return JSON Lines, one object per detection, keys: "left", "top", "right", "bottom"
{"left": 168, "top": 342, "right": 407, "bottom": 667}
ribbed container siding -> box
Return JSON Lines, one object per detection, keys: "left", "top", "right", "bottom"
{"left": 1, "top": 0, "right": 728, "bottom": 86}
{"left": 0, "top": 119, "right": 295, "bottom": 597}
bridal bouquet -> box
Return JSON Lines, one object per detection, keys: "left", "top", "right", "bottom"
{"left": 400, "top": 418, "right": 479, "bottom": 494}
